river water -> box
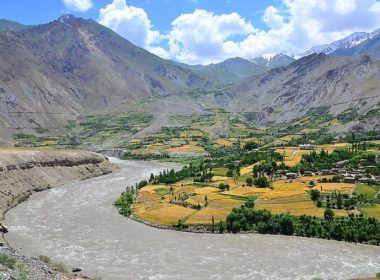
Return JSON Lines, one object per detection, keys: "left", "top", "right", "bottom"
{"left": 4, "top": 159, "right": 380, "bottom": 280}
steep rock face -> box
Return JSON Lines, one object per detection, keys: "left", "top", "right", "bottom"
{"left": 0, "top": 149, "right": 116, "bottom": 218}
{"left": 221, "top": 54, "right": 380, "bottom": 124}
{"left": 0, "top": 15, "right": 211, "bottom": 139}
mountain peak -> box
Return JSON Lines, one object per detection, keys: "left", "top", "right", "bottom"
{"left": 58, "top": 14, "right": 77, "bottom": 24}
{"left": 251, "top": 53, "right": 295, "bottom": 67}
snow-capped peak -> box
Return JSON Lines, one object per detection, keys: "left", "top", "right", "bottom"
{"left": 302, "top": 32, "right": 370, "bottom": 56}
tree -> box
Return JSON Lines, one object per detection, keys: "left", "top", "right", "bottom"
{"left": 243, "top": 141, "right": 258, "bottom": 151}
{"left": 316, "top": 200, "right": 322, "bottom": 207}
{"left": 254, "top": 176, "right": 269, "bottom": 188}
{"left": 324, "top": 208, "right": 334, "bottom": 221}
{"left": 310, "top": 189, "right": 321, "bottom": 201}
{"left": 205, "top": 195, "right": 208, "bottom": 207}
{"left": 226, "top": 169, "right": 234, "bottom": 177}
{"left": 244, "top": 198, "right": 255, "bottom": 208}
{"left": 219, "top": 183, "right": 230, "bottom": 191}
{"left": 149, "top": 173, "right": 155, "bottom": 182}
{"left": 246, "top": 177, "right": 253, "bottom": 186}
{"left": 336, "top": 194, "right": 343, "bottom": 209}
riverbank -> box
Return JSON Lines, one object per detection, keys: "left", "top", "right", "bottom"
{"left": 4, "top": 158, "right": 380, "bottom": 279}
{"left": 0, "top": 148, "right": 116, "bottom": 221}
{"left": 0, "top": 148, "right": 117, "bottom": 279}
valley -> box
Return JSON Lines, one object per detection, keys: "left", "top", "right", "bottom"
{"left": 1, "top": 10, "right": 380, "bottom": 280}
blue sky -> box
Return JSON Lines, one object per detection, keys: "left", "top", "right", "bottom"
{"left": 1, "top": 0, "right": 380, "bottom": 64}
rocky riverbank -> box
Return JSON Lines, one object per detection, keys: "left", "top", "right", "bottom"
{"left": 0, "top": 246, "right": 87, "bottom": 280}
{"left": 0, "top": 148, "right": 116, "bottom": 221}
{"left": 0, "top": 148, "right": 117, "bottom": 279}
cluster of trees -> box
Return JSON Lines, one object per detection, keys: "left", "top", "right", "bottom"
{"left": 298, "top": 148, "right": 379, "bottom": 173}
{"left": 225, "top": 205, "right": 380, "bottom": 244}
{"left": 150, "top": 162, "right": 205, "bottom": 184}
{"left": 299, "top": 149, "right": 353, "bottom": 171}
{"left": 114, "top": 188, "right": 135, "bottom": 216}
{"left": 310, "top": 189, "right": 358, "bottom": 209}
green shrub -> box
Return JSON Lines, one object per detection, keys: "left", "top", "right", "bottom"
{"left": 38, "top": 255, "right": 51, "bottom": 264}
{"left": 0, "top": 253, "right": 16, "bottom": 269}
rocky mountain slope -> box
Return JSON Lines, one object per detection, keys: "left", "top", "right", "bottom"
{"left": 222, "top": 53, "right": 380, "bottom": 127}
{"left": 0, "top": 15, "right": 380, "bottom": 145}
{"left": 0, "top": 19, "right": 30, "bottom": 32}
{"left": 0, "top": 15, "right": 211, "bottom": 141}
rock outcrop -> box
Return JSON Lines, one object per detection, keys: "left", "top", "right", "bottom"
{"left": 0, "top": 149, "right": 116, "bottom": 220}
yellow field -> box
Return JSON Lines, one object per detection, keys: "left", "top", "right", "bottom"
{"left": 359, "top": 205, "right": 380, "bottom": 219}
{"left": 313, "top": 183, "right": 355, "bottom": 194}
{"left": 224, "top": 187, "right": 270, "bottom": 197}
{"left": 213, "top": 138, "right": 235, "bottom": 147}
{"left": 167, "top": 143, "right": 206, "bottom": 154}
{"left": 186, "top": 208, "right": 234, "bottom": 224}
{"left": 194, "top": 186, "right": 220, "bottom": 195}
{"left": 133, "top": 167, "right": 361, "bottom": 227}
{"left": 273, "top": 179, "right": 309, "bottom": 190}
{"left": 260, "top": 190, "right": 307, "bottom": 200}
{"left": 256, "top": 200, "right": 348, "bottom": 217}
{"left": 256, "top": 201, "right": 325, "bottom": 217}
{"left": 240, "top": 164, "right": 254, "bottom": 175}
{"left": 134, "top": 203, "right": 197, "bottom": 225}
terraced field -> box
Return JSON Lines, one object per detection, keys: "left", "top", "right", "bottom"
{"left": 133, "top": 172, "right": 359, "bottom": 226}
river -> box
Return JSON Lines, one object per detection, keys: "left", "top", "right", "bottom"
{"left": 4, "top": 159, "right": 380, "bottom": 280}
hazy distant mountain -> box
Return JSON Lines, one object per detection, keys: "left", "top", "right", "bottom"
{"left": 303, "top": 28, "right": 380, "bottom": 59}
{"left": 181, "top": 57, "right": 268, "bottom": 84}
{"left": 0, "top": 15, "right": 211, "bottom": 136}
{"left": 250, "top": 53, "right": 295, "bottom": 67}
{"left": 0, "top": 19, "right": 30, "bottom": 32}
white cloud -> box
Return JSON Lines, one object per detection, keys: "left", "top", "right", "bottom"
{"left": 167, "top": 9, "right": 255, "bottom": 64}
{"left": 96, "top": 0, "right": 380, "bottom": 64}
{"left": 263, "top": 6, "right": 285, "bottom": 29}
{"left": 98, "top": 0, "right": 167, "bottom": 57}
{"left": 62, "top": 0, "right": 93, "bottom": 12}
{"left": 369, "top": 1, "right": 380, "bottom": 12}
{"left": 333, "top": 0, "right": 357, "bottom": 15}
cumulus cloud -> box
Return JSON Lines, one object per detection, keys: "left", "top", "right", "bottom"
{"left": 62, "top": 0, "right": 93, "bottom": 12}
{"left": 167, "top": 9, "right": 255, "bottom": 64}
{"left": 98, "top": 0, "right": 167, "bottom": 56}
{"left": 263, "top": 6, "right": 285, "bottom": 29}
{"left": 97, "top": 0, "right": 380, "bottom": 64}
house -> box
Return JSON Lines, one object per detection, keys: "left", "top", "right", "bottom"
{"left": 321, "top": 170, "right": 332, "bottom": 175}
{"left": 343, "top": 177, "right": 356, "bottom": 183}
{"left": 299, "top": 144, "right": 317, "bottom": 150}
{"left": 303, "top": 171, "right": 313, "bottom": 176}
{"left": 286, "top": 172, "right": 298, "bottom": 179}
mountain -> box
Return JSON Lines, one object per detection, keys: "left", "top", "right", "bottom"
{"left": 0, "top": 19, "right": 30, "bottom": 32}
{"left": 131, "top": 53, "right": 380, "bottom": 136}
{"left": 218, "top": 53, "right": 380, "bottom": 128}
{"left": 182, "top": 54, "right": 295, "bottom": 84}
{"left": 181, "top": 57, "right": 268, "bottom": 84}
{"left": 0, "top": 15, "right": 212, "bottom": 139}
{"left": 250, "top": 53, "right": 295, "bottom": 67}
{"left": 303, "top": 28, "right": 380, "bottom": 59}
{"left": 330, "top": 29, "right": 380, "bottom": 59}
